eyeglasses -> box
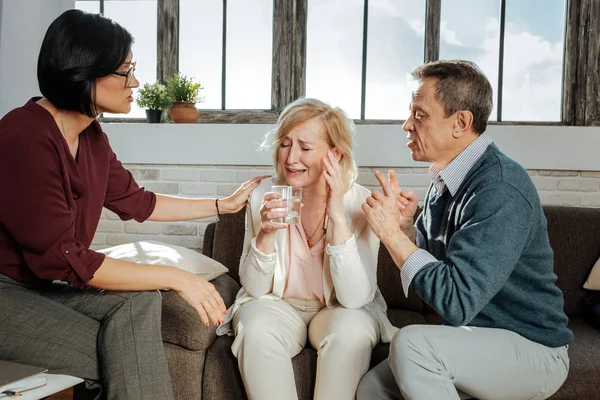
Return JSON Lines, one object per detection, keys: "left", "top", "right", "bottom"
{"left": 111, "top": 62, "right": 137, "bottom": 88}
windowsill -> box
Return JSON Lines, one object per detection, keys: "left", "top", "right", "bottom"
{"left": 101, "top": 123, "right": 600, "bottom": 171}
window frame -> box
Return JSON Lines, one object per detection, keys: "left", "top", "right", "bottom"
{"left": 90, "top": 0, "right": 599, "bottom": 126}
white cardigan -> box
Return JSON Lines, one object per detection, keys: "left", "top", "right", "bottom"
{"left": 217, "top": 178, "right": 398, "bottom": 342}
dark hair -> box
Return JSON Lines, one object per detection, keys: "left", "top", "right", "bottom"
{"left": 411, "top": 60, "right": 493, "bottom": 134}
{"left": 37, "top": 9, "right": 133, "bottom": 117}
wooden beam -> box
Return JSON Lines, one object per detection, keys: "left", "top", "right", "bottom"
{"left": 583, "top": 0, "right": 599, "bottom": 124}
{"left": 562, "top": 0, "right": 579, "bottom": 125}
{"left": 196, "top": 109, "right": 279, "bottom": 124}
{"left": 424, "top": 0, "right": 441, "bottom": 63}
{"left": 100, "top": 110, "right": 279, "bottom": 124}
{"left": 271, "top": 0, "right": 307, "bottom": 112}
{"left": 564, "top": 0, "right": 600, "bottom": 125}
{"left": 157, "top": 0, "right": 179, "bottom": 84}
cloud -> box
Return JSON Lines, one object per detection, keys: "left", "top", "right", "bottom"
{"left": 464, "top": 17, "right": 563, "bottom": 121}
{"left": 440, "top": 20, "right": 461, "bottom": 46}
{"left": 500, "top": 30, "right": 563, "bottom": 121}
{"left": 439, "top": 14, "right": 563, "bottom": 122}
{"left": 407, "top": 19, "right": 425, "bottom": 37}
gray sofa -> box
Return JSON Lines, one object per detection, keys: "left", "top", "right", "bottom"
{"left": 76, "top": 206, "right": 600, "bottom": 399}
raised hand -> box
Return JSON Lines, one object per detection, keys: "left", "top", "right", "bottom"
{"left": 322, "top": 150, "right": 345, "bottom": 224}
{"left": 222, "top": 175, "right": 271, "bottom": 214}
{"left": 362, "top": 171, "right": 404, "bottom": 243}
{"left": 384, "top": 170, "right": 419, "bottom": 231}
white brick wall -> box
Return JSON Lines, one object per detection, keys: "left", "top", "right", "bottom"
{"left": 91, "top": 165, "right": 600, "bottom": 251}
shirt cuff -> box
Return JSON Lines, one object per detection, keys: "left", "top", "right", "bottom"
{"left": 401, "top": 249, "right": 437, "bottom": 298}
{"left": 250, "top": 237, "right": 277, "bottom": 262}
{"left": 326, "top": 234, "right": 356, "bottom": 255}
{"left": 416, "top": 229, "right": 426, "bottom": 248}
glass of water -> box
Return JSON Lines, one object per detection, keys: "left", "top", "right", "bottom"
{"left": 287, "top": 187, "right": 302, "bottom": 224}
{"left": 271, "top": 185, "right": 302, "bottom": 224}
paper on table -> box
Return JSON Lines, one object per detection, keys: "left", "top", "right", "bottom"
{"left": 0, "top": 375, "right": 47, "bottom": 397}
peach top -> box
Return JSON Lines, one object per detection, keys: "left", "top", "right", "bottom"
{"left": 283, "top": 224, "right": 326, "bottom": 304}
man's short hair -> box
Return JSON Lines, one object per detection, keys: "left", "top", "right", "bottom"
{"left": 412, "top": 60, "right": 493, "bottom": 134}
{"left": 37, "top": 9, "right": 133, "bottom": 117}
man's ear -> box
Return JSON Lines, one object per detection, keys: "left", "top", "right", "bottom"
{"left": 452, "top": 110, "right": 474, "bottom": 138}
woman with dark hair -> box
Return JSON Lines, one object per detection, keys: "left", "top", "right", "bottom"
{"left": 0, "top": 9, "right": 267, "bottom": 399}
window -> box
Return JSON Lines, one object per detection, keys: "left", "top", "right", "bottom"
{"left": 225, "top": 0, "right": 273, "bottom": 109}
{"left": 439, "top": 0, "right": 502, "bottom": 121}
{"left": 75, "top": 0, "right": 157, "bottom": 119}
{"left": 306, "top": 0, "right": 364, "bottom": 118}
{"left": 440, "top": 0, "right": 566, "bottom": 122}
{"left": 74, "top": 0, "right": 593, "bottom": 125}
{"left": 365, "top": 0, "right": 426, "bottom": 120}
{"left": 75, "top": 0, "right": 100, "bottom": 13}
{"left": 501, "top": 0, "right": 566, "bottom": 122}
{"left": 306, "top": 0, "right": 426, "bottom": 120}
{"left": 179, "top": 0, "right": 273, "bottom": 110}
{"left": 179, "top": 1, "right": 222, "bottom": 109}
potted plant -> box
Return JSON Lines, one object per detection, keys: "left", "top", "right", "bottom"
{"left": 135, "top": 81, "right": 171, "bottom": 123}
{"left": 166, "top": 73, "right": 204, "bottom": 123}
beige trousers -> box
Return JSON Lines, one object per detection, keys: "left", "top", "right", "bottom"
{"left": 357, "top": 325, "right": 570, "bottom": 400}
{"left": 231, "top": 297, "right": 380, "bottom": 400}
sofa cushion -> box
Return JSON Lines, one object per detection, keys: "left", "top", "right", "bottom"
{"left": 203, "top": 336, "right": 318, "bottom": 400}
{"left": 161, "top": 274, "right": 240, "bottom": 351}
{"left": 543, "top": 206, "right": 600, "bottom": 317}
{"left": 377, "top": 246, "right": 424, "bottom": 312}
{"left": 99, "top": 240, "right": 228, "bottom": 281}
{"left": 583, "top": 292, "right": 600, "bottom": 330}
{"left": 386, "top": 308, "right": 429, "bottom": 328}
{"left": 210, "top": 209, "right": 247, "bottom": 285}
{"left": 551, "top": 317, "right": 600, "bottom": 399}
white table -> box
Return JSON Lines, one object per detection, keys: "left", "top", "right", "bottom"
{"left": 4, "top": 374, "right": 83, "bottom": 400}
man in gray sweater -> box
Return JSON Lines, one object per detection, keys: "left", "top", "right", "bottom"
{"left": 357, "top": 60, "right": 572, "bottom": 400}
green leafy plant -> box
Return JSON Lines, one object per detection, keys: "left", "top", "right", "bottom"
{"left": 166, "top": 73, "right": 204, "bottom": 103}
{"left": 135, "top": 81, "right": 171, "bottom": 110}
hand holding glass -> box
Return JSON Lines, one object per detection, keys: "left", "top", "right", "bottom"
{"left": 271, "top": 186, "right": 302, "bottom": 224}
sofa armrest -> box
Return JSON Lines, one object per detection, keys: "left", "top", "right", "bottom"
{"left": 202, "top": 222, "right": 216, "bottom": 257}
{"left": 161, "top": 273, "right": 240, "bottom": 351}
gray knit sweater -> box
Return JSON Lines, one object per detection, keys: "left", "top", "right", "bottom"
{"left": 412, "top": 144, "right": 573, "bottom": 347}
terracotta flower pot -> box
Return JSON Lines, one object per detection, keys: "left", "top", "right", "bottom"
{"left": 169, "top": 101, "right": 199, "bottom": 123}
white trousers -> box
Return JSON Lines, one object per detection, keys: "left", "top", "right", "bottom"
{"left": 231, "top": 297, "right": 381, "bottom": 400}
{"left": 357, "top": 325, "right": 570, "bottom": 400}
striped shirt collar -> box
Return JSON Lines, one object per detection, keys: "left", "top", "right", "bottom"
{"left": 428, "top": 133, "right": 493, "bottom": 197}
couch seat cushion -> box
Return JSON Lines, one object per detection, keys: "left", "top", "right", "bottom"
{"left": 203, "top": 335, "right": 318, "bottom": 400}
{"left": 387, "top": 308, "right": 429, "bottom": 328}
{"left": 552, "top": 317, "right": 600, "bottom": 399}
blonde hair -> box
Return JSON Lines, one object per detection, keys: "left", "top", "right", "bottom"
{"left": 260, "top": 97, "right": 357, "bottom": 192}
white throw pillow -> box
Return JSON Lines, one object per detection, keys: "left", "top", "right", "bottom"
{"left": 584, "top": 256, "right": 600, "bottom": 290}
{"left": 98, "top": 240, "right": 228, "bottom": 281}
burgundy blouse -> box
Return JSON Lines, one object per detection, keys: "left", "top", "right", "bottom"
{"left": 0, "top": 99, "right": 156, "bottom": 288}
